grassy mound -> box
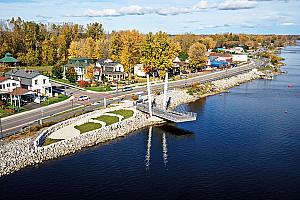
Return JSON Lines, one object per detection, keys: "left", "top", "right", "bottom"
{"left": 109, "top": 109, "right": 134, "bottom": 120}
{"left": 75, "top": 122, "right": 102, "bottom": 134}
{"left": 93, "top": 115, "right": 119, "bottom": 126}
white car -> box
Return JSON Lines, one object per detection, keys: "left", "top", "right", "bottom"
{"left": 122, "top": 87, "right": 133, "bottom": 92}
{"left": 78, "top": 95, "right": 89, "bottom": 101}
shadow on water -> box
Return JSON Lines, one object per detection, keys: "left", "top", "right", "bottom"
{"left": 155, "top": 123, "right": 195, "bottom": 137}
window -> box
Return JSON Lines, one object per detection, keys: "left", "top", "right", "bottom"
{"left": 12, "top": 83, "right": 16, "bottom": 86}
{"left": 0, "top": 85, "right": 2, "bottom": 89}
{"left": 43, "top": 79, "right": 46, "bottom": 84}
{"left": 7, "top": 83, "right": 10, "bottom": 87}
{"left": 35, "top": 80, "right": 38, "bottom": 85}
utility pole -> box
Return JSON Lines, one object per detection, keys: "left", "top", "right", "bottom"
{"left": 147, "top": 74, "right": 153, "bottom": 117}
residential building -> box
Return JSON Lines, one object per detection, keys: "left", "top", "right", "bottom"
{"left": 0, "top": 77, "right": 21, "bottom": 92}
{"left": 95, "top": 59, "right": 125, "bottom": 82}
{"left": 134, "top": 64, "right": 146, "bottom": 77}
{"left": 5, "top": 69, "right": 52, "bottom": 97}
{"left": 209, "top": 53, "right": 232, "bottom": 62}
{"left": 63, "top": 57, "right": 95, "bottom": 81}
{"left": 232, "top": 54, "right": 248, "bottom": 62}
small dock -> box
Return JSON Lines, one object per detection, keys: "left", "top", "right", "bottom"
{"left": 136, "top": 104, "right": 197, "bottom": 123}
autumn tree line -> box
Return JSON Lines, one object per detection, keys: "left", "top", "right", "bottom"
{"left": 0, "top": 17, "right": 297, "bottom": 75}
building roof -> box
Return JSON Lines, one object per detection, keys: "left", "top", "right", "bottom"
{"left": 69, "top": 57, "right": 94, "bottom": 64}
{"left": 97, "top": 58, "right": 113, "bottom": 64}
{"left": 0, "top": 52, "right": 19, "bottom": 63}
{"left": 209, "top": 53, "right": 232, "bottom": 57}
{"left": 5, "top": 69, "right": 41, "bottom": 86}
{"left": 9, "top": 87, "right": 32, "bottom": 96}
{"left": 173, "top": 57, "right": 181, "bottom": 63}
{"left": 0, "top": 77, "right": 8, "bottom": 82}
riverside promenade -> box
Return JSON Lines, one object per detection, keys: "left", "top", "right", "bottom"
{"left": 0, "top": 58, "right": 266, "bottom": 136}
{"left": 0, "top": 67, "right": 266, "bottom": 177}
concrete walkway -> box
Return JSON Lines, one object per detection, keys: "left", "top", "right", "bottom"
{"left": 48, "top": 101, "right": 135, "bottom": 140}
{"left": 48, "top": 123, "right": 81, "bottom": 140}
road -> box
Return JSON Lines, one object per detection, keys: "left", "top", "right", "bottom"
{"left": 0, "top": 58, "right": 267, "bottom": 137}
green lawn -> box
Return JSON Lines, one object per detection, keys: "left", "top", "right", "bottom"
{"left": 74, "top": 122, "right": 102, "bottom": 134}
{"left": 43, "top": 138, "right": 62, "bottom": 146}
{"left": 93, "top": 115, "right": 119, "bottom": 126}
{"left": 41, "top": 94, "right": 69, "bottom": 106}
{"left": 20, "top": 66, "right": 53, "bottom": 75}
{"left": 0, "top": 106, "right": 28, "bottom": 118}
{"left": 0, "top": 108, "right": 12, "bottom": 118}
{"left": 85, "top": 86, "right": 112, "bottom": 92}
{"left": 109, "top": 109, "right": 134, "bottom": 120}
{"left": 51, "top": 78, "right": 75, "bottom": 85}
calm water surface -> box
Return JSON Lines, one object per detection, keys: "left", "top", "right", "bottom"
{"left": 1, "top": 45, "right": 300, "bottom": 200}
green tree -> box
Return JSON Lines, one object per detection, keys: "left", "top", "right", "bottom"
{"left": 86, "top": 22, "right": 104, "bottom": 40}
{"left": 65, "top": 66, "right": 77, "bottom": 83}
{"left": 52, "top": 65, "right": 64, "bottom": 79}
{"left": 178, "top": 51, "right": 188, "bottom": 61}
{"left": 188, "top": 42, "right": 207, "bottom": 71}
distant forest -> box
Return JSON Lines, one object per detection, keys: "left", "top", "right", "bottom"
{"left": 0, "top": 17, "right": 298, "bottom": 70}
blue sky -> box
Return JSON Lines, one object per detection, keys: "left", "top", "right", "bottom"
{"left": 0, "top": 0, "right": 299, "bottom": 34}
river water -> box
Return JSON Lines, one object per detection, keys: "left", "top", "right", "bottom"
{"left": 1, "top": 45, "right": 300, "bottom": 200}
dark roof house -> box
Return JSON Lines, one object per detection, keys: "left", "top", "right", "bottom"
{"left": 5, "top": 69, "right": 41, "bottom": 86}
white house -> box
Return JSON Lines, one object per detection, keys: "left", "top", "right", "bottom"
{"left": 0, "top": 77, "right": 21, "bottom": 92}
{"left": 5, "top": 69, "right": 52, "bottom": 97}
{"left": 209, "top": 53, "right": 232, "bottom": 62}
{"left": 134, "top": 64, "right": 146, "bottom": 77}
{"left": 63, "top": 57, "right": 95, "bottom": 81}
{"left": 232, "top": 54, "right": 248, "bottom": 62}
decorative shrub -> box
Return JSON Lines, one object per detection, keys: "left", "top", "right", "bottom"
{"left": 78, "top": 80, "right": 90, "bottom": 88}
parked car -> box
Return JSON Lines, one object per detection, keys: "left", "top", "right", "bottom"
{"left": 122, "top": 86, "right": 133, "bottom": 92}
{"left": 78, "top": 95, "right": 90, "bottom": 101}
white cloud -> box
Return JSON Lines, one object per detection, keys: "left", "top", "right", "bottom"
{"left": 280, "top": 22, "right": 297, "bottom": 26}
{"left": 193, "top": 0, "right": 216, "bottom": 10}
{"left": 68, "top": 0, "right": 259, "bottom": 18}
{"left": 218, "top": 0, "right": 257, "bottom": 10}
{"left": 78, "top": 5, "right": 191, "bottom": 17}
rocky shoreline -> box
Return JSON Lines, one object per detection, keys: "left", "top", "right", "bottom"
{"left": 0, "top": 110, "right": 164, "bottom": 177}
{"left": 0, "top": 68, "right": 277, "bottom": 177}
